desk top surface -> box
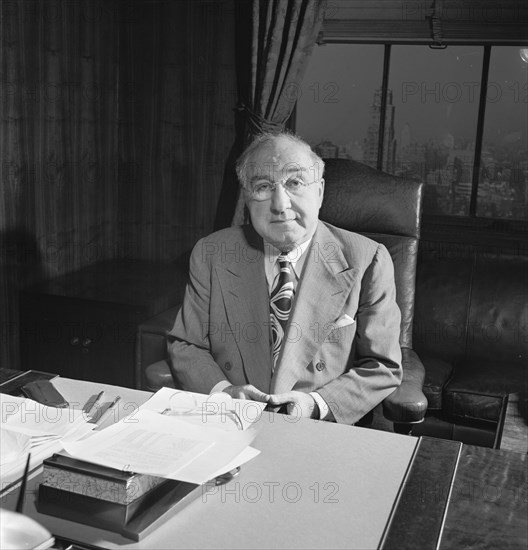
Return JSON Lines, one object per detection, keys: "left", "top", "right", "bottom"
{"left": 2, "top": 377, "right": 526, "bottom": 550}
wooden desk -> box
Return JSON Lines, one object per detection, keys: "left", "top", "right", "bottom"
{"left": 1, "top": 378, "right": 526, "bottom": 549}
{"left": 382, "top": 437, "right": 527, "bottom": 549}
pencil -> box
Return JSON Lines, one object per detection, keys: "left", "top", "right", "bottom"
{"left": 16, "top": 453, "right": 31, "bottom": 513}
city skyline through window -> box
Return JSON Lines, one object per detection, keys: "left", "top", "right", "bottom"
{"left": 296, "top": 44, "right": 528, "bottom": 220}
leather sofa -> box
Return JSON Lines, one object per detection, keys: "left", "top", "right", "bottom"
{"left": 411, "top": 239, "right": 528, "bottom": 448}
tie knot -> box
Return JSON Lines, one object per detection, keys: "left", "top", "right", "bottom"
{"left": 276, "top": 255, "right": 294, "bottom": 286}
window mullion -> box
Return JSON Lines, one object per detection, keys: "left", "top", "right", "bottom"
{"left": 377, "top": 44, "right": 391, "bottom": 171}
{"left": 469, "top": 45, "right": 491, "bottom": 217}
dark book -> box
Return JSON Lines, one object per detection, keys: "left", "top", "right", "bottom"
{"left": 0, "top": 370, "right": 57, "bottom": 396}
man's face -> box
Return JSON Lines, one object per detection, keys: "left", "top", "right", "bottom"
{"left": 243, "top": 137, "right": 325, "bottom": 252}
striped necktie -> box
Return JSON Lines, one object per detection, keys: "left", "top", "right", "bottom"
{"left": 270, "top": 255, "right": 295, "bottom": 370}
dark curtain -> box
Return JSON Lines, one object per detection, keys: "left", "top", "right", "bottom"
{"left": 117, "top": 0, "right": 236, "bottom": 261}
{"left": 215, "top": 0, "right": 325, "bottom": 228}
{"left": 0, "top": 0, "right": 121, "bottom": 370}
{"left": 0, "top": 0, "right": 237, "bottom": 370}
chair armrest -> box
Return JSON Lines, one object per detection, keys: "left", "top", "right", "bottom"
{"left": 382, "top": 348, "right": 428, "bottom": 424}
{"left": 145, "top": 359, "right": 175, "bottom": 392}
{"left": 135, "top": 306, "right": 180, "bottom": 390}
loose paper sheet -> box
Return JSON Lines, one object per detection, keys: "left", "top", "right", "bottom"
{"left": 63, "top": 409, "right": 260, "bottom": 484}
{"left": 0, "top": 393, "right": 87, "bottom": 438}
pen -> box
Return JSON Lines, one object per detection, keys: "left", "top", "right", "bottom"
{"left": 94, "top": 396, "right": 121, "bottom": 428}
{"left": 109, "top": 395, "right": 121, "bottom": 408}
{"left": 85, "top": 390, "right": 104, "bottom": 417}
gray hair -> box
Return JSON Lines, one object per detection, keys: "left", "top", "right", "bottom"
{"left": 235, "top": 131, "right": 325, "bottom": 189}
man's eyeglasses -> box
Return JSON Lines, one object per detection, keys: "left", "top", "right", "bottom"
{"left": 162, "top": 391, "right": 244, "bottom": 431}
{"left": 245, "top": 176, "right": 320, "bottom": 201}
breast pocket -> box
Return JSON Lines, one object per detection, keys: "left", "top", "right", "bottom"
{"left": 323, "top": 319, "right": 356, "bottom": 344}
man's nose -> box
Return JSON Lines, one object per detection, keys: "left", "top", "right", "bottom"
{"left": 270, "top": 182, "right": 291, "bottom": 213}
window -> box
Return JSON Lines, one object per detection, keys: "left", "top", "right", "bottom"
{"left": 388, "top": 45, "right": 483, "bottom": 217}
{"left": 297, "top": 43, "right": 527, "bottom": 221}
{"left": 296, "top": 44, "right": 384, "bottom": 162}
{"left": 477, "top": 47, "right": 528, "bottom": 220}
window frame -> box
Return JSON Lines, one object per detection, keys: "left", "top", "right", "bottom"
{"left": 291, "top": 4, "right": 528, "bottom": 239}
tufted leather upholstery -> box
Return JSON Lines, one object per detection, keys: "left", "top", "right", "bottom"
{"left": 320, "top": 159, "right": 423, "bottom": 351}
{"left": 412, "top": 241, "right": 528, "bottom": 447}
{"left": 137, "top": 158, "right": 429, "bottom": 427}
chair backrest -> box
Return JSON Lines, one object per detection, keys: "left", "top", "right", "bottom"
{"left": 319, "top": 158, "right": 424, "bottom": 349}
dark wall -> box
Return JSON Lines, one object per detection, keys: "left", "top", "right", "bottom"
{"left": 0, "top": 0, "right": 236, "bottom": 369}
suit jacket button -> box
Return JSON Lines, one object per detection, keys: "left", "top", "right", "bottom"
{"left": 224, "top": 361, "right": 232, "bottom": 371}
{"left": 315, "top": 361, "right": 326, "bottom": 371}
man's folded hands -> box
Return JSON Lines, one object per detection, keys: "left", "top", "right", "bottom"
{"left": 220, "top": 385, "right": 319, "bottom": 419}
{"left": 221, "top": 384, "right": 270, "bottom": 402}
{"left": 268, "top": 391, "right": 319, "bottom": 419}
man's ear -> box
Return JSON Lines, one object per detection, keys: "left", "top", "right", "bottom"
{"left": 244, "top": 203, "right": 250, "bottom": 225}
{"left": 318, "top": 178, "right": 325, "bottom": 204}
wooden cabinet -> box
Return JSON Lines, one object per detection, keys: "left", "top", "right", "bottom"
{"left": 19, "top": 260, "right": 188, "bottom": 388}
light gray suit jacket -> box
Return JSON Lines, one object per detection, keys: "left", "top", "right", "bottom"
{"left": 168, "top": 221, "right": 402, "bottom": 424}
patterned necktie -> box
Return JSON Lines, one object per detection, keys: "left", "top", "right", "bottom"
{"left": 270, "top": 255, "right": 295, "bottom": 370}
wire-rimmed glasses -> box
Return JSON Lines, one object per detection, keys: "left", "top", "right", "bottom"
{"left": 162, "top": 392, "right": 243, "bottom": 431}
{"left": 245, "top": 176, "right": 320, "bottom": 201}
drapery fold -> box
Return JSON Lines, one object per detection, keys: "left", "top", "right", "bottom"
{"left": 247, "top": 0, "right": 324, "bottom": 137}
{"left": 215, "top": 0, "right": 325, "bottom": 227}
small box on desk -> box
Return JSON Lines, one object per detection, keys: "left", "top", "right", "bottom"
{"left": 36, "top": 454, "right": 201, "bottom": 541}
{"left": 41, "top": 453, "right": 167, "bottom": 504}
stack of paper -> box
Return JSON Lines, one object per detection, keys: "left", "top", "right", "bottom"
{"left": 0, "top": 393, "right": 94, "bottom": 492}
{"left": 0, "top": 429, "right": 30, "bottom": 465}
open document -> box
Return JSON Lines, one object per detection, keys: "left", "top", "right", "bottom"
{"left": 141, "top": 387, "right": 266, "bottom": 479}
{"left": 62, "top": 388, "right": 267, "bottom": 484}
{"left": 63, "top": 406, "right": 262, "bottom": 484}
{"left": 61, "top": 388, "right": 267, "bottom": 484}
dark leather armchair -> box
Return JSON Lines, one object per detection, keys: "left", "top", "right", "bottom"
{"left": 137, "top": 158, "right": 428, "bottom": 431}
{"left": 319, "top": 159, "right": 427, "bottom": 432}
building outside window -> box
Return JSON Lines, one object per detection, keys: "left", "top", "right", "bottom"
{"left": 296, "top": 43, "right": 527, "bottom": 221}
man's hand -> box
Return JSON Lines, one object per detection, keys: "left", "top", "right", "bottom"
{"left": 268, "top": 391, "right": 319, "bottom": 419}
{"left": 222, "top": 384, "right": 270, "bottom": 402}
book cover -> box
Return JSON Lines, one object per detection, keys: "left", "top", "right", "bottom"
{"left": 0, "top": 370, "right": 57, "bottom": 397}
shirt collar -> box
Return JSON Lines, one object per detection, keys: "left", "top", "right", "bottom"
{"left": 264, "top": 237, "right": 312, "bottom": 287}
{"left": 264, "top": 238, "right": 312, "bottom": 266}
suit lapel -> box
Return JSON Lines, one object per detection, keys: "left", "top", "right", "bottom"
{"left": 271, "top": 222, "right": 359, "bottom": 393}
{"left": 215, "top": 227, "right": 272, "bottom": 392}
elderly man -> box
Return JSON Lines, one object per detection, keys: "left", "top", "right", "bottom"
{"left": 168, "top": 132, "right": 402, "bottom": 424}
